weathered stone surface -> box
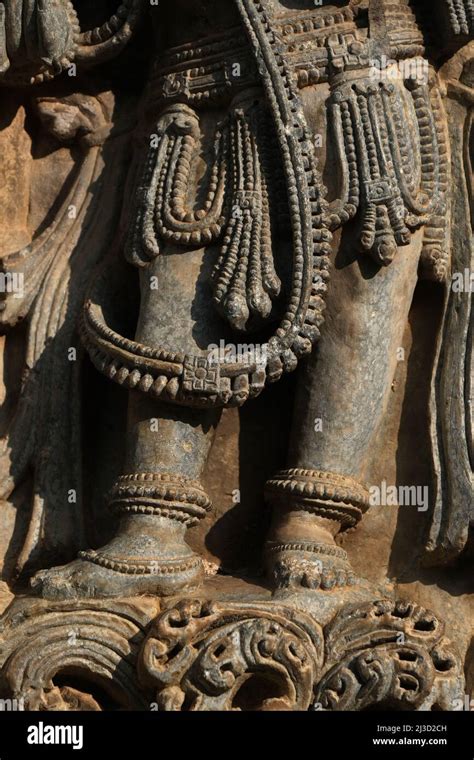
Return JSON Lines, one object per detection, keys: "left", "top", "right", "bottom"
{"left": 0, "top": 0, "right": 471, "bottom": 711}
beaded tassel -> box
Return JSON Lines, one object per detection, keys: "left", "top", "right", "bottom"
{"left": 212, "top": 101, "right": 281, "bottom": 331}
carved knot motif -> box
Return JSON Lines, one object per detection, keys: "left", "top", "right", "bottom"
{"left": 138, "top": 599, "right": 324, "bottom": 711}
{"left": 138, "top": 599, "right": 463, "bottom": 712}
{"left": 314, "top": 600, "right": 464, "bottom": 711}
{"left": 0, "top": 598, "right": 463, "bottom": 712}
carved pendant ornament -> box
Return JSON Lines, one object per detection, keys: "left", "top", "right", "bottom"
{"left": 0, "top": 0, "right": 472, "bottom": 714}
{"left": 80, "top": 0, "right": 452, "bottom": 409}
{"left": 82, "top": 0, "right": 333, "bottom": 409}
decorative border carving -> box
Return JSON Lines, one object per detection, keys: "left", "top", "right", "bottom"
{"left": 137, "top": 598, "right": 463, "bottom": 711}
{"left": 314, "top": 600, "right": 464, "bottom": 711}
{"left": 0, "top": 598, "right": 159, "bottom": 710}
{"left": 0, "top": 597, "right": 463, "bottom": 712}
{"left": 138, "top": 599, "right": 324, "bottom": 711}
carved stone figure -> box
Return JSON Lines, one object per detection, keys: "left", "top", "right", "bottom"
{"left": 0, "top": 0, "right": 471, "bottom": 712}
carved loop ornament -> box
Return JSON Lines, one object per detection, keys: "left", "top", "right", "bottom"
{"left": 0, "top": 598, "right": 464, "bottom": 712}
{"left": 80, "top": 0, "right": 451, "bottom": 409}
{"left": 80, "top": 0, "right": 335, "bottom": 408}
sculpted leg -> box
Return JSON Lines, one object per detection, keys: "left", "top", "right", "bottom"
{"left": 32, "top": 249, "right": 222, "bottom": 599}
{"left": 266, "top": 233, "right": 423, "bottom": 591}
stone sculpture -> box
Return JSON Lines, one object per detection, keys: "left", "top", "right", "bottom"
{"left": 0, "top": 0, "right": 471, "bottom": 712}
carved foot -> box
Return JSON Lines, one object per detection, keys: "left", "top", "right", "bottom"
{"left": 266, "top": 541, "right": 357, "bottom": 591}
{"left": 30, "top": 555, "right": 203, "bottom": 600}
{"left": 265, "top": 469, "right": 368, "bottom": 592}
{"left": 30, "top": 523, "right": 204, "bottom": 600}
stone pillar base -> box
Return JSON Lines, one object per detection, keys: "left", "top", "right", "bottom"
{"left": 0, "top": 579, "right": 464, "bottom": 712}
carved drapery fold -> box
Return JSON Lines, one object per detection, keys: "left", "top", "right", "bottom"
{"left": 425, "top": 43, "right": 474, "bottom": 565}
{"left": 0, "top": 91, "right": 130, "bottom": 575}
{"left": 0, "top": 0, "right": 146, "bottom": 85}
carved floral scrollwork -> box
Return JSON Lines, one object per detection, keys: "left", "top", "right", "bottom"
{"left": 314, "top": 600, "right": 464, "bottom": 711}
{"left": 138, "top": 599, "right": 464, "bottom": 712}
{"left": 138, "top": 599, "right": 324, "bottom": 711}
{"left": 0, "top": 598, "right": 464, "bottom": 712}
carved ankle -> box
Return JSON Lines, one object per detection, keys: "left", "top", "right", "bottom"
{"left": 265, "top": 469, "right": 370, "bottom": 590}
{"left": 78, "top": 472, "right": 213, "bottom": 591}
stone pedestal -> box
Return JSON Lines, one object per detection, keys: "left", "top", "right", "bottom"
{"left": 0, "top": 579, "right": 463, "bottom": 712}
